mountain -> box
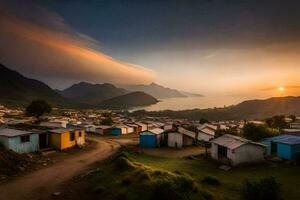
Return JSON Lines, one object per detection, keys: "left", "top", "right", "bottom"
{"left": 100, "top": 91, "right": 158, "bottom": 109}
{"left": 123, "top": 82, "right": 186, "bottom": 99}
{"left": 0, "top": 63, "right": 85, "bottom": 108}
{"left": 180, "top": 91, "right": 204, "bottom": 97}
{"left": 60, "top": 82, "right": 128, "bottom": 105}
{"left": 130, "top": 96, "right": 300, "bottom": 121}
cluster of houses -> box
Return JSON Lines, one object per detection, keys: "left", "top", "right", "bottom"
{"left": 1, "top": 104, "right": 300, "bottom": 167}
{"left": 138, "top": 118, "right": 300, "bottom": 166}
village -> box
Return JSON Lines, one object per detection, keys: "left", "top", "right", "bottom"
{"left": 1, "top": 103, "right": 300, "bottom": 200}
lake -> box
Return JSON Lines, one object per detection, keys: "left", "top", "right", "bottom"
{"left": 130, "top": 96, "right": 249, "bottom": 111}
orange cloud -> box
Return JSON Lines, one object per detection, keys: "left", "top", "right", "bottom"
{"left": 0, "top": 12, "right": 154, "bottom": 88}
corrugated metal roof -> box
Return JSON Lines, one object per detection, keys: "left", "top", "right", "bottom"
{"left": 265, "top": 135, "right": 300, "bottom": 145}
{"left": 49, "top": 128, "right": 74, "bottom": 134}
{"left": 211, "top": 134, "right": 265, "bottom": 149}
{"left": 141, "top": 128, "right": 164, "bottom": 135}
{"left": 0, "top": 128, "right": 32, "bottom": 137}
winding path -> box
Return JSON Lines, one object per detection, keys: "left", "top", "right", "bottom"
{"left": 0, "top": 136, "right": 132, "bottom": 200}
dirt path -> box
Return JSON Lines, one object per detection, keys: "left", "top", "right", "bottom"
{"left": 0, "top": 136, "right": 130, "bottom": 200}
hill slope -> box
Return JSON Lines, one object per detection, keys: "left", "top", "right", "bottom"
{"left": 100, "top": 91, "right": 158, "bottom": 109}
{"left": 0, "top": 64, "right": 84, "bottom": 108}
{"left": 131, "top": 96, "right": 300, "bottom": 120}
{"left": 123, "top": 82, "right": 187, "bottom": 99}
{"left": 60, "top": 82, "right": 128, "bottom": 105}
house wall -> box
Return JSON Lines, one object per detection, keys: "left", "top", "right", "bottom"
{"left": 110, "top": 128, "right": 122, "bottom": 136}
{"left": 211, "top": 143, "right": 218, "bottom": 160}
{"left": 291, "top": 144, "right": 300, "bottom": 159}
{"left": 1, "top": 134, "right": 39, "bottom": 153}
{"left": 277, "top": 143, "right": 292, "bottom": 160}
{"left": 183, "top": 135, "right": 194, "bottom": 146}
{"left": 140, "top": 134, "right": 157, "bottom": 148}
{"left": 127, "top": 127, "right": 134, "bottom": 134}
{"left": 197, "top": 132, "right": 214, "bottom": 142}
{"left": 50, "top": 133, "right": 62, "bottom": 149}
{"left": 230, "top": 144, "right": 265, "bottom": 166}
{"left": 50, "top": 130, "right": 85, "bottom": 150}
{"left": 168, "top": 133, "right": 183, "bottom": 148}
{"left": 261, "top": 140, "right": 272, "bottom": 155}
{"left": 211, "top": 143, "right": 265, "bottom": 166}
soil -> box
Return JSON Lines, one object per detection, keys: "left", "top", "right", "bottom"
{"left": 0, "top": 135, "right": 133, "bottom": 200}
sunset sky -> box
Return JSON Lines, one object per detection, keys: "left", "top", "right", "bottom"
{"left": 1, "top": 0, "right": 300, "bottom": 98}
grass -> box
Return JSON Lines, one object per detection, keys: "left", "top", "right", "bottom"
{"left": 87, "top": 149, "right": 300, "bottom": 200}
{"left": 131, "top": 153, "right": 300, "bottom": 200}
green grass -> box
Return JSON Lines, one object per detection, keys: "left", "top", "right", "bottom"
{"left": 131, "top": 154, "right": 300, "bottom": 200}
{"left": 91, "top": 150, "right": 300, "bottom": 200}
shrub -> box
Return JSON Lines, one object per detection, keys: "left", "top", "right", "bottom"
{"left": 114, "top": 157, "right": 136, "bottom": 171}
{"left": 201, "top": 176, "right": 221, "bottom": 186}
{"left": 241, "top": 177, "right": 282, "bottom": 200}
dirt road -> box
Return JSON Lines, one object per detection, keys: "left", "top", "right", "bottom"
{"left": 0, "top": 136, "right": 135, "bottom": 200}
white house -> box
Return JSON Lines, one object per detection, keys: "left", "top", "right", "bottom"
{"left": 168, "top": 131, "right": 194, "bottom": 148}
{"left": 210, "top": 134, "right": 266, "bottom": 166}
{"left": 95, "top": 125, "right": 111, "bottom": 135}
{"left": 197, "top": 127, "right": 215, "bottom": 141}
{"left": 135, "top": 122, "right": 148, "bottom": 132}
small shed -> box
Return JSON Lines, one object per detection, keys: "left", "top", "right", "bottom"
{"left": 0, "top": 128, "right": 39, "bottom": 153}
{"left": 197, "top": 128, "right": 215, "bottom": 142}
{"left": 95, "top": 125, "right": 111, "bottom": 135}
{"left": 140, "top": 128, "right": 164, "bottom": 148}
{"left": 49, "top": 128, "right": 86, "bottom": 150}
{"left": 135, "top": 122, "right": 147, "bottom": 132}
{"left": 261, "top": 135, "right": 300, "bottom": 160}
{"left": 211, "top": 134, "right": 266, "bottom": 166}
{"left": 109, "top": 127, "right": 122, "bottom": 136}
{"left": 168, "top": 132, "right": 194, "bottom": 148}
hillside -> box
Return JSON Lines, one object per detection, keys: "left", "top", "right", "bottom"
{"left": 123, "top": 82, "right": 187, "bottom": 99}
{"left": 60, "top": 82, "right": 128, "bottom": 105}
{"left": 130, "top": 96, "right": 300, "bottom": 120}
{"left": 100, "top": 91, "right": 158, "bottom": 109}
{"left": 0, "top": 64, "right": 85, "bottom": 108}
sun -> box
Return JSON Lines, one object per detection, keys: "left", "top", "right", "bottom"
{"left": 278, "top": 86, "right": 285, "bottom": 92}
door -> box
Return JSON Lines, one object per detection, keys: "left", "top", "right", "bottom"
{"left": 271, "top": 142, "right": 277, "bottom": 155}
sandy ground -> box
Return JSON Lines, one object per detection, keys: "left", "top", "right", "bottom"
{"left": 0, "top": 135, "right": 134, "bottom": 200}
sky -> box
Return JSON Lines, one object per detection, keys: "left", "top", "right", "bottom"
{"left": 1, "top": 0, "right": 300, "bottom": 98}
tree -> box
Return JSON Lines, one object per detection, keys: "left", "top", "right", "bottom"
{"left": 199, "top": 118, "right": 209, "bottom": 124}
{"left": 215, "top": 127, "right": 239, "bottom": 137}
{"left": 26, "top": 100, "right": 52, "bottom": 119}
{"left": 101, "top": 117, "right": 113, "bottom": 126}
{"left": 242, "top": 123, "right": 279, "bottom": 141}
{"left": 265, "top": 115, "right": 288, "bottom": 129}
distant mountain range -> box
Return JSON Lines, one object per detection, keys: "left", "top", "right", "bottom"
{"left": 122, "top": 82, "right": 203, "bottom": 99}
{"left": 58, "top": 82, "right": 128, "bottom": 105}
{"left": 0, "top": 63, "right": 159, "bottom": 109}
{"left": 100, "top": 91, "right": 158, "bottom": 109}
{"left": 130, "top": 96, "right": 300, "bottom": 120}
{"left": 0, "top": 64, "right": 85, "bottom": 108}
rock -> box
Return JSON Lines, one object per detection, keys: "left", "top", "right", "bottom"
{"left": 219, "top": 165, "right": 231, "bottom": 171}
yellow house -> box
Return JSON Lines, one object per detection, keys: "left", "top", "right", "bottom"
{"left": 49, "top": 128, "right": 86, "bottom": 150}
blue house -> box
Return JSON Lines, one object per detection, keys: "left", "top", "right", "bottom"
{"left": 109, "top": 127, "right": 122, "bottom": 136}
{"left": 261, "top": 135, "right": 300, "bottom": 160}
{"left": 0, "top": 128, "right": 39, "bottom": 153}
{"left": 140, "top": 128, "right": 164, "bottom": 148}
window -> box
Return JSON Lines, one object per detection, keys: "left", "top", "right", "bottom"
{"left": 218, "top": 145, "right": 227, "bottom": 157}
{"left": 70, "top": 132, "right": 75, "bottom": 141}
{"left": 21, "top": 135, "right": 30, "bottom": 143}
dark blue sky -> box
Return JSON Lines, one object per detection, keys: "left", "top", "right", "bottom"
{"left": 1, "top": 0, "right": 300, "bottom": 96}
{"left": 42, "top": 0, "right": 300, "bottom": 57}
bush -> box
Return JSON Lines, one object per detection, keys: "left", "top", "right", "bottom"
{"left": 241, "top": 177, "right": 282, "bottom": 200}
{"left": 201, "top": 176, "right": 221, "bottom": 186}
{"left": 114, "top": 157, "right": 136, "bottom": 171}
